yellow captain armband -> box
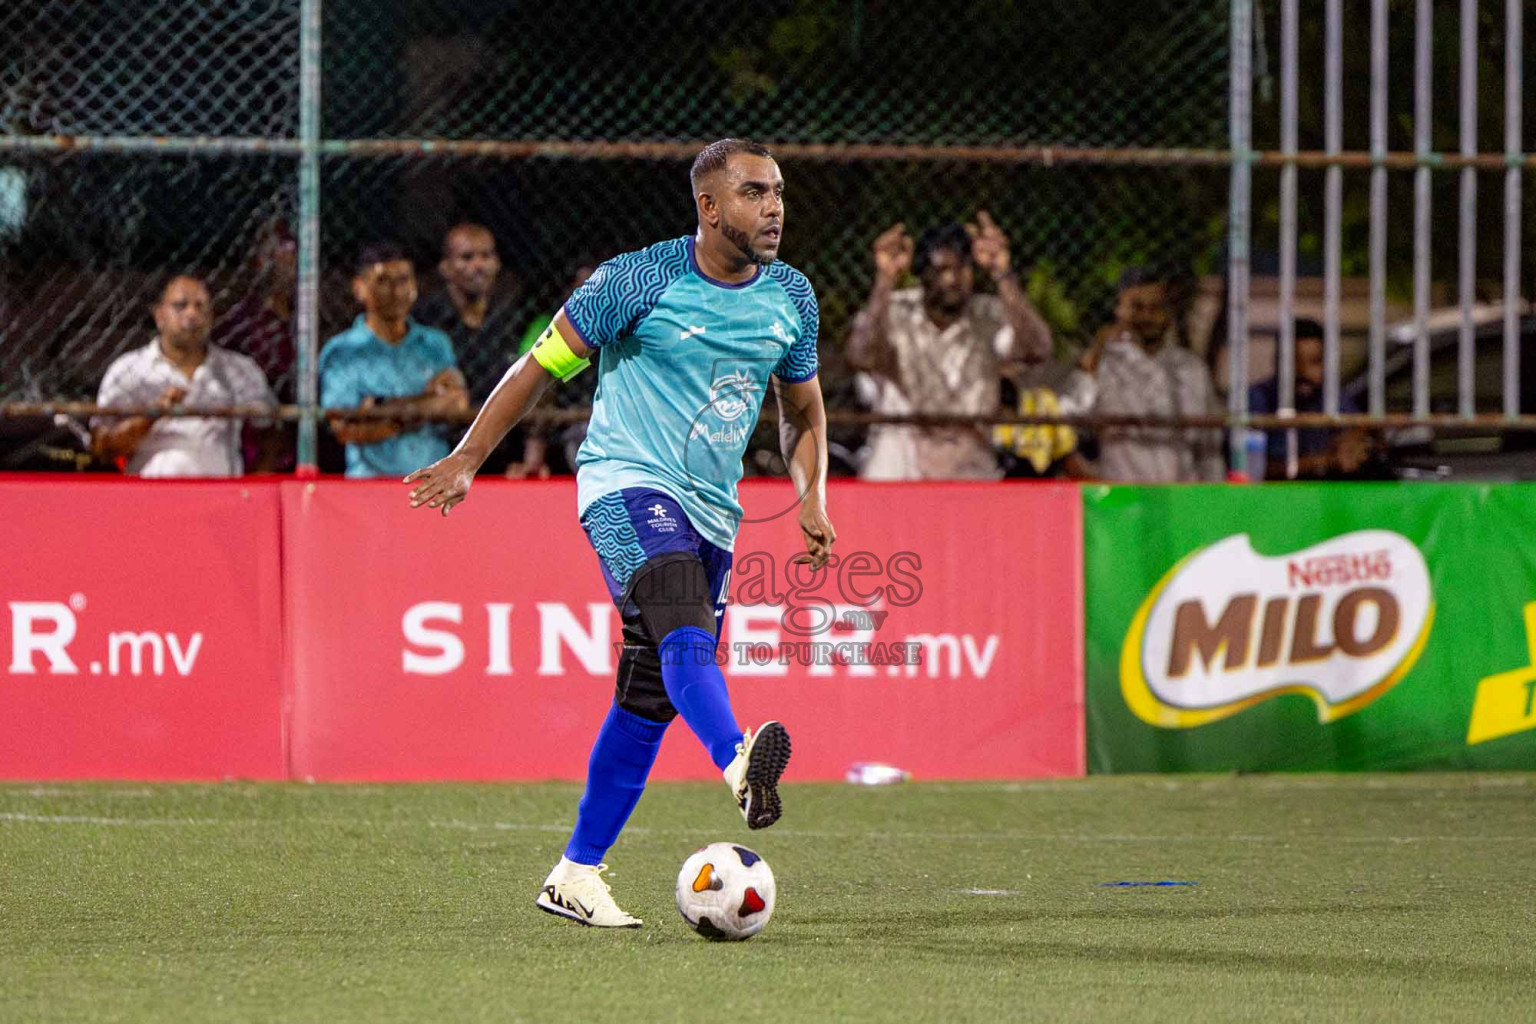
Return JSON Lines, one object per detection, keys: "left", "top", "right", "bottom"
{"left": 530, "top": 319, "right": 592, "bottom": 382}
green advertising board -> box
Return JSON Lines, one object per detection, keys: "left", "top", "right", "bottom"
{"left": 1085, "top": 483, "right": 1536, "bottom": 772}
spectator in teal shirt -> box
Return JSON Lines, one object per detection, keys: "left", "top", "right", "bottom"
{"left": 321, "top": 242, "right": 469, "bottom": 478}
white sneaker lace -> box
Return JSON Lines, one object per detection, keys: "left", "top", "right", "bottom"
{"left": 567, "top": 864, "right": 620, "bottom": 911}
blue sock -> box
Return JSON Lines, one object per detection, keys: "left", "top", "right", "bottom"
{"left": 658, "top": 626, "right": 744, "bottom": 771}
{"left": 563, "top": 703, "right": 668, "bottom": 865}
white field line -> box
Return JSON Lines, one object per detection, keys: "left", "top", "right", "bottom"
{"left": 0, "top": 787, "right": 157, "bottom": 798}
{"left": 0, "top": 812, "right": 225, "bottom": 826}
{"left": 1, "top": 811, "right": 1533, "bottom": 844}
{"left": 920, "top": 778, "right": 1534, "bottom": 794}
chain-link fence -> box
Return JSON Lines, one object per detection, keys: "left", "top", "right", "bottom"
{"left": 1, "top": 0, "right": 1231, "bottom": 473}
{"left": 322, "top": 0, "right": 1228, "bottom": 146}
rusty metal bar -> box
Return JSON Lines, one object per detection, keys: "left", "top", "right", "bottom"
{"left": 0, "top": 133, "right": 1529, "bottom": 171}
{"left": 18, "top": 403, "right": 1536, "bottom": 434}
{"left": 0, "top": 135, "right": 304, "bottom": 155}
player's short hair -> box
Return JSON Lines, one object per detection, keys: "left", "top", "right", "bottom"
{"left": 913, "top": 222, "right": 973, "bottom": 278}
{"left": 355, "top": 241, "right": 411, "bottom": 277}
{"left": 690, "top": 138, "right": 774, "bottom": 193}
{"left": 1294, "top": 317, "right": 1325, "bottom": 343}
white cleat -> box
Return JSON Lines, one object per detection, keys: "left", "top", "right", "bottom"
{"left": 536, "top": 858, "right": 642, "bottom": 928}
{"left": 723, "top": 721, "right": 792, "bottom": 830}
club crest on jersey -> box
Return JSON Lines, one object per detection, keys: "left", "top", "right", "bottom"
{"left": 708, "top": 370, "right": 759, "bottom": 423}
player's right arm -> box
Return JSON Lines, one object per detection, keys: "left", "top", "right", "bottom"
{"left": 406, "top": 246, "right": 661, "bottom": 514}
{"left": 403, "top": 309, "right": 588, "bottom": 515}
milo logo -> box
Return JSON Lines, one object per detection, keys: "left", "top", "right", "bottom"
{"left": 1121, "top": 531, "right": 1434, "bottom": 728}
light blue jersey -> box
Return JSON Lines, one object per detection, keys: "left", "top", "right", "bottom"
{"left": 566, "top": 235, "right": 819, "bottom": 551}
{"left": 319, "top": 316, "right": 459, "bottom": 479}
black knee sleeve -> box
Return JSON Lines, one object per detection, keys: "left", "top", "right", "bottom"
{"left": 623, "top": 552, "right": 717, "bottom": 641}
{"left": 614, "top": 638, "right": 675, "bottom": 722}
{"left": 612, "top": 554, "right": 718, "bottom": 722}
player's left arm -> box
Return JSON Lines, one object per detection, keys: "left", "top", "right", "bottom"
{"left": 772, "top": 374, "right": 835, "bottom": 571}
{"left": 403, "top": 314, "right": 580, "bottom": 513}
{"left": 771, "top": 270, "right": 834, "bottom": 569}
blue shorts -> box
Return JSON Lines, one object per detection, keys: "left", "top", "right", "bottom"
{"left": 580, "top": 488, "right": 733, "bottom": 629}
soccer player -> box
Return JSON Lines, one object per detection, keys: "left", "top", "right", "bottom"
{"left": 403, "top": 139, "right": 834, "bottom": 928}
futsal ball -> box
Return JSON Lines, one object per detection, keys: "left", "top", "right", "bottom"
{"left": 675, "top": 842, "right": 776, "bottom": 940}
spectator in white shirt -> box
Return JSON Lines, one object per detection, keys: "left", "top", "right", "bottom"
{"left": 92, "top": 275, "right": 276, "bottom": 477}
{"left": 1078, "top": 267, "right": 1225, "bottom": 482}
{"left": 846, "top": 215, "right": 1052, "bottom": 480}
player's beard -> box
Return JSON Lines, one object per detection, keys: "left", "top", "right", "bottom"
{"left": 721, "top": 221, "right": 776, "bottom": 266}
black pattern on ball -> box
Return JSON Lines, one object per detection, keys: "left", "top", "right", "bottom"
{"left": 693, "top": 915, "right": 732, "bottom": 941}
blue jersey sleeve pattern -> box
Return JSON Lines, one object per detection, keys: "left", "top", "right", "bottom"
{"left": 766, "top": 262, "right": 820, "bottom": 383}
{"left": 563, "top": 237, "right": 691, "bottom": 349}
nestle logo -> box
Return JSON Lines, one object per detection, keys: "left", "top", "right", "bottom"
{"left": 1286, "top": 550, "right": 1393, "bottom": 589}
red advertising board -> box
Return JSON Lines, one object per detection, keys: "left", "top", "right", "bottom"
{"left": 0, "top": 478, "right": 286, "bottom": 779}
{"left": 282, "top": 479, "right": 1084, "bottom": 781}
{"left": 0, "top": 476, "right": 1082, "bottom": 781}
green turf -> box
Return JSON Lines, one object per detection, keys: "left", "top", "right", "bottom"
{"left": 2, "top": 775, "right": 1533, "bottom": 1023}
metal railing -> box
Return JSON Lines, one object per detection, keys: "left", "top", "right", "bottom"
{"left": 1232, "top": 0, "right": 1527, "bottom": 477}
{"left": 0, "top": 1, "right": 1529, "bottom": 480}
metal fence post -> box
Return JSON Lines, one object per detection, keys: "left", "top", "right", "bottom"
{"left": 1458, "top": 0, "right": 1478, "bottom": 420}
{"left": 1323, "top": 0, "right": 1343, "bottom": 416}
{"left": 1279, "top": 0, "right": 1299, "bottom": 477}
{"left": 295, "top": 0, "right": 323, "bottom": 473}
{"left": 1412, "top": 0, "right": 1433, "bottom": 420}
{"left": 1505, "top": 0, "right": 1524, "bottom": 418}
{"left": 1369, "top": 0, "right": 1388, "bottom": 418}
{"left": 1228, "top": 0, "right": 1253, "bottom": 477}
